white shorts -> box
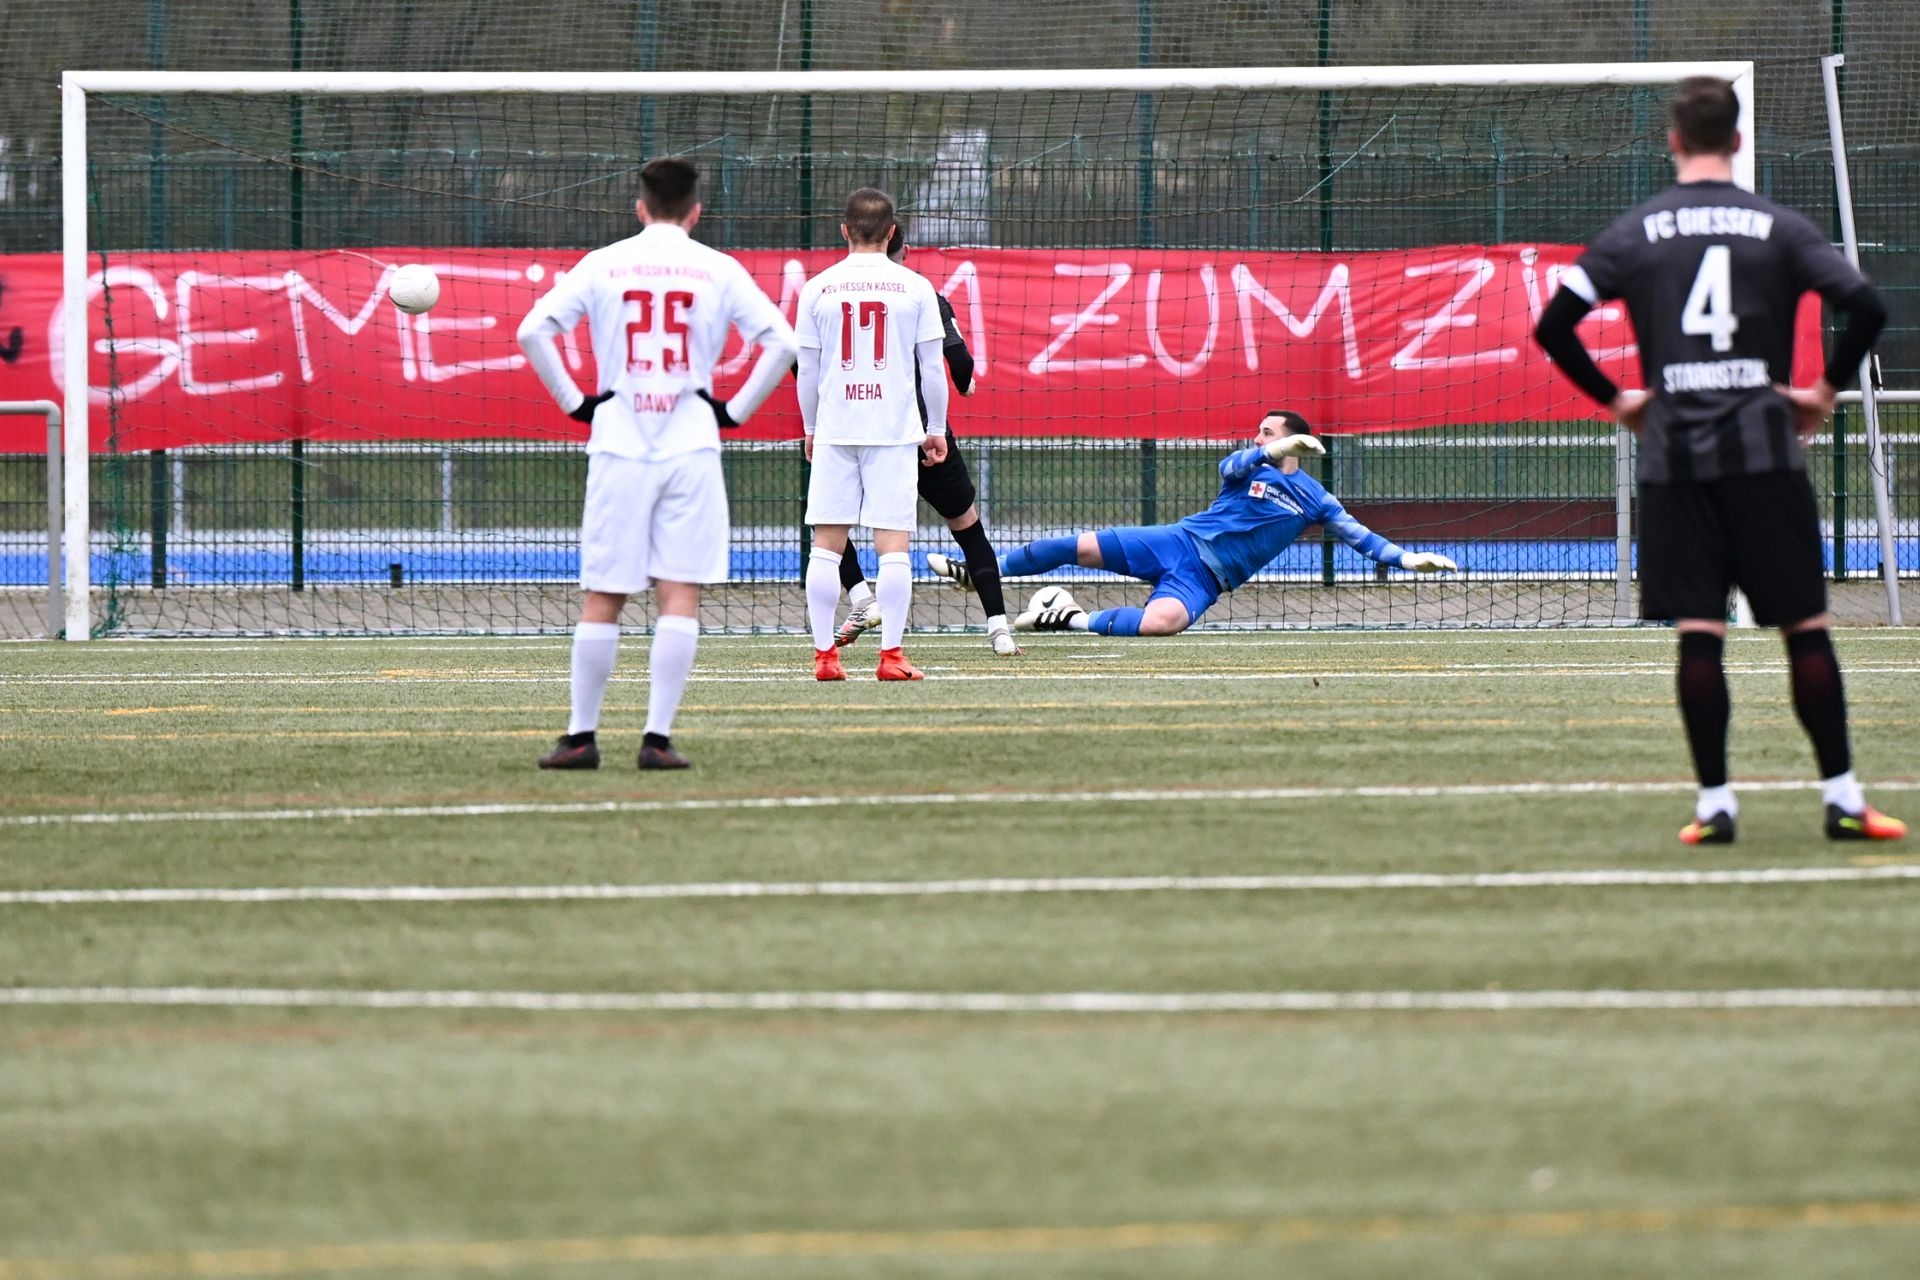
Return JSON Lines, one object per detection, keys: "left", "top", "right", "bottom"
{"left": 805, "top": 442, "right": 920, "bottom": 532}
{"left": 579, "top": 449, "right": 730, "bottom": 594}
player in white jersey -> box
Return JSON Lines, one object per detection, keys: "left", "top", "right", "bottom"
{"left": 517, "top": 157, "right": 797, "bottom": 770}
{"left": 794, "top": 187, "right": 950, "bottom": 681}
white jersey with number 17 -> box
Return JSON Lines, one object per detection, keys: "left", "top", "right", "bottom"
{"left": 794, "top": 253, "right": 946, "bottom": 445}
{"left": 524, "top": 222, "right": 790, "bottom": 461}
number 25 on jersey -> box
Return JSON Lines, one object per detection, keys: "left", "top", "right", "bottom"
{"left": 625, "top": 289, "right": 694, "bottom": 375}
{"left": 840, "top": 300, "right": 888, "bottom": 371}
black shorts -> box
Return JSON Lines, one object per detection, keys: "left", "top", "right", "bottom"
{"left": 1638, "top": 470, "right": 1827, "bottom": 627}
{"left": 916, "top": 442, "right": 978, "bottom": 522}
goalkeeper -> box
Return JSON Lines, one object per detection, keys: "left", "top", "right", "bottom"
{"left": 929, "top": 409, "right": 1458, "bottom": 635}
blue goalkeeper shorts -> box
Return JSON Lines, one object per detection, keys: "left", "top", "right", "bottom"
{"left": 1095, "top": 525, "right": 1222, "bottom": 625}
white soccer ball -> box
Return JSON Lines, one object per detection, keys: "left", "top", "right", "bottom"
{"left": 388, "top": 263, "right": 441, "bottom": 314}
{"left": 1029, "top": 585, "right": 1077, "bottom": 614}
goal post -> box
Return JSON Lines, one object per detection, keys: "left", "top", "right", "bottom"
{"left": 54, "top": 61, "right": 1760, "bottom": 638}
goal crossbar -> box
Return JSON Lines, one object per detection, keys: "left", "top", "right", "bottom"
{"left": 57, "top": 60, "right": 1758, "bottom": 639}
{"left": 62, "top": 62, "right": 1757, "bottom": 98}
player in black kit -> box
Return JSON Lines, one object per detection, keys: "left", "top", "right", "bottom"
{"left": 830, "top": 223, "right": 1018, "bottom": 655}
{"left": 1534, "top": 75, "right": 1902, "bottom": 845}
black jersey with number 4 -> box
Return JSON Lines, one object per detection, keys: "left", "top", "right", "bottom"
{"left": 1575, "top": 179, "right": 1866, "bottom": 484}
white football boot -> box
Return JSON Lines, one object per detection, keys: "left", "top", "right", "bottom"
{"left": 834, "top": 598, "right": 880, "bottom": 648}
{"left": 925, "top": 553, "right": 973, "bottom": 591}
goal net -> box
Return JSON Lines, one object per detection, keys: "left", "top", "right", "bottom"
{"left": 42, "top": 63, "right": 1766, "bottom": 635}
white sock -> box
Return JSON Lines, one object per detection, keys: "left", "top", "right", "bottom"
{"left": 645, "top": 614, "right": 700, "bottom": 739}
{"left": 848, "top": 580, "right": 875, "bottom": 609}
{"left": 1696, "top": 784, "right": 1737, "bottom": 823}
{"left": 567, "top": 621, "right": 621, "bottom": 735}
{"left": 806, "top": 548, "right": 842, "bottom": 652}
{"left": 985, "top": 613, "right": 1009, "bottom": 633}
{"left": 876, "top": 552, "right": 912, "bottom": 650}
{"left": 1822, "top": 770, "right": 1865, "bottom": 814}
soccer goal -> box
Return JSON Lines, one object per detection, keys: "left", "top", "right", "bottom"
{"left": 44, "top": 61, "right": 1778, "bottom": 637}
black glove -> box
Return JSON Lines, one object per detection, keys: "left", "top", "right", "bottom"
{"left": 568, "top": 390, "right": 614, "bottom": 424}
{"left": 696, "top": 388, "right": 739, "bottom": 428}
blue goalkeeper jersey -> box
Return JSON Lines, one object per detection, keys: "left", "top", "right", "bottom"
{"left": 1177, "top": 444, "right": 1407, "bottom": 591}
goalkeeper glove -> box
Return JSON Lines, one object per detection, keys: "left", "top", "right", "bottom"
{"left": 567, "top": 390, "right": 614, "bottom": 424}
{"left": 1400, "top": 552, "right": 1458, "bottom": 573}
{"left": 1263, "top": 433, "right": 1326, "bottom": 461}
{"left": 695, "top": 388, "right": 740, "bottom": 428}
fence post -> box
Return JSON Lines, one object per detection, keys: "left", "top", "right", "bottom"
{"left": 291, "top": 439, "right": 306, "bottom": 591}
{"left": 149, "top": 449, "right": 169, "bottom": 587}
{"left": 1138, "top": 438, "right": 1158, "bottom": 525}
{"left": 441, "top": 445, "right": 456, "bottom": 535}
{"left": 47, "top": 407, "right": 63, "bottom": 636}
{"left": 1320, "top": 434, "right": 1336, "bottom": 587}
{"left": 1614, "top": 425, "right": 1633, "bottom": 622}
{"left": 1833, "top": 408, "right": 1848, "bottom": 580}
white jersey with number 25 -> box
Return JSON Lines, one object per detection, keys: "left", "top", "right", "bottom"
{"left": 525, "top": 222, "right": 789, "bottom": 461}
{"left": 794, "top": 254, "right": 946, "bottom": 446}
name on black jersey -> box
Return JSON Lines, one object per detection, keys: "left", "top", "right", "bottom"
{"left": 1662, "top": 359, "right": 1770, "bottom": 394}
{"left": 1642, "top": 206, "right": 1776, "bottom": 243}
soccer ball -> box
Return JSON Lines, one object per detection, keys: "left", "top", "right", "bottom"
{"left": 388, "top": 263, "right": 441, "bottom": 314}
{"left": 1029, "top": 585, "right": 1077, "bottom": 614}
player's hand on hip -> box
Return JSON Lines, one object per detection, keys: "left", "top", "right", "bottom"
{"left": 694, "top": 388, "right": 739, "bottom": 428}
{"left": 1263, "top": 433, "right": 1326, "bottom": 461}
{"left": 1401, "top": 552, "right": 1458, "bottom": 574}
{"left": 568, "top": 390, "right": 615, "bottom": 424}
{"left": 921, "top": 433, "right": 949, "bottom": 465}
{"left": 1777, "top": 379, "right": 1838, "bottom": 440}
{"left": 1608, "top": 389, "right": 1650, "bottom": 434}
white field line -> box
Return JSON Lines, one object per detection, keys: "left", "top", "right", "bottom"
{"left": 12, "top": 665, "right": 1920, "bottom": 688}
{"left": 5, "top": 777, "right": 1918, "bottom": 829}
{"left": 15, "top": 627, "right": 1919, "bottom": 649}
{"left": 4, "top": 865, "right": 1916, "bottom": 906}
{"left": 1, "top": 986, "right": 1915, "bottom": 1013}
{"left": 8, "top": 629, "right": 1916, "bottom": 655}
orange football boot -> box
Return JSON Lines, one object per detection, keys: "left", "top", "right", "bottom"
{"left": 1826, "top": 805, "right": 1907, "bottom": 841}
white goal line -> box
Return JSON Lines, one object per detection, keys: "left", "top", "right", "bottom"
{"left": 0, "top": 986, "right": 1909, "bottom": 1014}
{"left": 3, "top": 865, "right": 1915, "bottom": 907}
{"left": 4, "top": 777, "right": 1916, "bottom": 830}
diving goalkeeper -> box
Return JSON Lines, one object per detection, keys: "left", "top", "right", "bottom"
{"left": 929, "top": 409, "right": 1458, "bottom": 635}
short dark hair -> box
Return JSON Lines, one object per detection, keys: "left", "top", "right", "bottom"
{"left": 844, "top": 187, "right": 896, "bottom": 247}
{"left": 1264, "top": 409, "right": 1311, "bottom": 436}
{"left": 640, "top": 158, "right": 700, "bottom": 221}
{"left": 1669, "top": 77, "right": 1739, "bottom": 156}
{"left": 885, "top": 220, "right": 908, "bottom": 261}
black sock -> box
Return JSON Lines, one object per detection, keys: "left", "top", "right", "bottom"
{"left": 1676, "top": 631, "right": 1730, "bottom": 789}
{"left": 565, "top": 730, "right": 597, "bottom": 747}
{"left": 1787, "top": 628, "right": 1852, "bottom": 779}
{"left": 642, "top": 731, "right": 671, "bottom": 751}
{"left": 837, "top": 540, "right": 867, "bottom": 595}
{"left": 950, "top": 520, "right": 1006, "bottom": 619}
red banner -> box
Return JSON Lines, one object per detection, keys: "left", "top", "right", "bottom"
{"left": 0, "top": 246, "right": 1824, "bottom": 452}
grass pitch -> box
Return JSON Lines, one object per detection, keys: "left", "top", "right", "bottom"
{"left": 1, "top": 628, "right": 1918, "bottom": 1279}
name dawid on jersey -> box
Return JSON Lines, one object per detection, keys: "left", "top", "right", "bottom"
{"left": 1566, "top": 179, "right": 1871, "bottom": 484}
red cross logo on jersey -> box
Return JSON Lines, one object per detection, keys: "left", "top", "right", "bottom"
{"left": 1249, "top": 481, "right": 1267, "bottom": 498}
